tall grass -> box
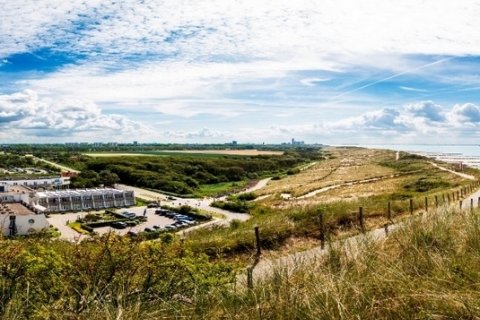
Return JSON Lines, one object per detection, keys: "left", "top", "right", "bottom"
{"left": 2, "top": 207, "right": 480, "bottom": 318}
{"left": 178, "top": 208, "right": 480, "bottom": 319}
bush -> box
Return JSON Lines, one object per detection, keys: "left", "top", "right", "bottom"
{"left": 236, "top": 192, "right": 257, "bottom": 201}
{"left": 211, "top": 200, "right": 252, "bottom": 213}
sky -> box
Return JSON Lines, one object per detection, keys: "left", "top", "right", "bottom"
{"left": 2, "top": 0, "right": 480, "bottom": 144}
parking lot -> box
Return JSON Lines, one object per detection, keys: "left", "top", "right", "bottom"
{"left": 92, "top": 206, "right": 178, "bottom": 236}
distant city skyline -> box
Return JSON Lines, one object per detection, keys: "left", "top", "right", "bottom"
{"left": 2, "top": 1, "right": 480, "bottom": 144}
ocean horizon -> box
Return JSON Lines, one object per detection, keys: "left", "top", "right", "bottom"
{"left": 339, "top": 144, "right": 480, "bottom": 157}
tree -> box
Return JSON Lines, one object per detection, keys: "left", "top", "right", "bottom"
{"left": 99, "top": 170, "right": 120, "bottom": 187}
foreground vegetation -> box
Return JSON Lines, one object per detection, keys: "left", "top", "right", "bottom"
{"left": 2, "top": 203, "right": 480, "bottom": 318}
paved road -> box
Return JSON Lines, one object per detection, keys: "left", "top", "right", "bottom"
{"left": 116, "top": 183, "right": 251, "bottom": 223}
{"left": 47, "top": 212, "right": 89, "bottom": 241}
{"left": 34, "top": 157, "right": 80, "bottom": 173}
{"left": 242, "top": 178, "right": 272, "bottom": 193}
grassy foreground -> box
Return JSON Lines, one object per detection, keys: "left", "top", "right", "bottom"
{"left": 2, "top": 206, "right": 480, "bottom": 319}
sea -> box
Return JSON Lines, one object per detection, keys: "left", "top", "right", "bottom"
{"left": 339, "top": 144, "right": 480, "bottom": 168}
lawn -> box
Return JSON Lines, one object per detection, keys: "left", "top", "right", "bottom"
{"left": 194, "top": 180, "right": 250, "bottom": 197}
{"left": 84, "top": 149, "right": 284, "bottom": 157}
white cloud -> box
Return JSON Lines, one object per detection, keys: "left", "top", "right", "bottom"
{"left": 404, "top": 101, "right": 445, "bottom": 122}
{"left": 300, "top": 78, "right": 330, "bottom": 87}
{"left": 3, "top": 0, "right": 480, "bottom": 61}
{"left": 162, "top": 128, "right": 227, "bottom": 141}
{"left": 0, "top": 89, "right": 148, "bottom": 139}
{"left": 327, "top": 101, "right": 480, "bottom": 137}
{"left": 399, "top": 86, "right": 428, "bottom": 92}
{"left": 447, "top": 103, "right": 480, "bottom": 127}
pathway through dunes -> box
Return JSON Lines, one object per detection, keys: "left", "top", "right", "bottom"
{"left": 239, "top": 184, "right": 480, "bottom": 286}
{"left": 295, "top": 161, "right": 467, "bottom": 200}
{"left": 255, "top": 148, "right": 477, "bottom": 207}
{"left": 429, "top": 161, "right": 475, "bottom": 180}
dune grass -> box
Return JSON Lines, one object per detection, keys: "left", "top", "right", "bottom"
{"left": 8, "top": 205, "right": 480, "bottom": 319}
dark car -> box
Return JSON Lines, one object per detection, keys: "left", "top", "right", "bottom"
{"left": 147, "top": 203, "right": 159, "bottom": 208}
{"left": 127, "top": 231, "right": 137, "bottom": 237}
{"left": 144, "top": 227, "right": 153, "bottom": 232}
{"left": 111, "top": 221, "right": 127, "bottom": 229}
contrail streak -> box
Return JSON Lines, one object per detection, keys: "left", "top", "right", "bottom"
{"left": 331, "top": 57, "right": 453, "bottom": 100}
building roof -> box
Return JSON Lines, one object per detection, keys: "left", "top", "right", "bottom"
{"left": 36, "top": 188, "right": 132, "bottom": 198}
{"left": 0, "top": 203, "right": 36, "bottom": 216}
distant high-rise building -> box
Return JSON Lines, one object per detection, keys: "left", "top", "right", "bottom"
{"left": 290, "top": 138, "right": 305, "bottom": 146}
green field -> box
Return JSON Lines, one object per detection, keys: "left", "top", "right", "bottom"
{"left": 84, "top": 149, "right": 284, "bottom": 158}
{"left": 194, "top": 180, "right": 250, "bottom": 197}
{"left": 64, "top": 149, "right": 322, "bottom": 197}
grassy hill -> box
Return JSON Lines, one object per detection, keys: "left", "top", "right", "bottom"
{"left": 2, "top": 203, "right": 480, "bottom": 319}
{"left": 2, "top": 147, "right": 480, "bottom": 319}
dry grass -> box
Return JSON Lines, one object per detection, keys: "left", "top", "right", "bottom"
{"left": 258, "top": 147, "right": 469, "bottom": 209}
{"left": 156, "top": 149, "right": 284, "bottom": 156}
{"left": 258, "top": 148, "right": 396, "bottom": 197}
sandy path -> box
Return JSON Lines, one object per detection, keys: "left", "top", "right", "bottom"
{"left": 34, "top": 157, "right": 80, "bottom": 173}
{"left": 242, "top": 178, "right": 272, "bottom": 193}
{"left": 429, "top": 161, "right": 475, "bottom": 180}
{"left": 239, "top": 186, "right": 480, "bottom": 286}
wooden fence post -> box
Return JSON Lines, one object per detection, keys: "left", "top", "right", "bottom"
{"left": 478, "top": 197, "right": 480, "bottom": 208}
{"left": 425, "top": 197, "right": 428, "bottom": 212}
{"left": 460, "top": 200, "right": 463, "bottom": 210}
{"left": 247, "top": 267, "right": 253, "bottom": 289}
{"left": 410, "top": 199, "right": 414, "bottom": 215}
{"left": 387, "top": 201, "right": 392, "bottom": 221}
{"left": 471, "top": 198, "right": 474, "bottom": 212}
{"left": 319, "top": 212, "right": 325, "bottom": 250}
{"left": 442, "top": 194, "right": 445, "bottom": 205}
{"left": 435, "top": 195, "right": 438, "bottom": 208}
{"left": 358, "top": 207, "right": 365, "bottom": 233}
{"left": 254, "top": 226, "right": 261, "bottom": 257}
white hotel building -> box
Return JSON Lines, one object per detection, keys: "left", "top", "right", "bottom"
{"left": 35, "top": 188, "right": 135, "bottom": 212}
{"left": 0, "top": 176, "right": 70, "bottom": 190}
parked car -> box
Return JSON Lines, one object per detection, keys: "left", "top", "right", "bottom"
{"left": 174, "top": 221, "right": 188, "bottom": 228}
{"left": 111, "top": 221, "right": 127, "bottom": 229}
{"left": 164, "top": 212, "right": 176, "bottom": 218}
{"left": 153, "top": 225, "right": 161, "bottom": 229}
{"left": 147, "top": 203, "right": 159, "bottom": 208}
{"left": 164, "top": 225, "right": 177, "bottom": 231}
{"left": 144, "top": 227, "right": 153, "bottom": 232}
{"left": 127, "top": 231, "right": 137, "bottom": 237}
{"left": 125, "top": 221, "right": 137, "bottom": 227}
{"left": 177, "top": 216, "right": 193, "bottom": 221}
{"left": 167, "top": 196, "right": 176, "bottom": 200}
